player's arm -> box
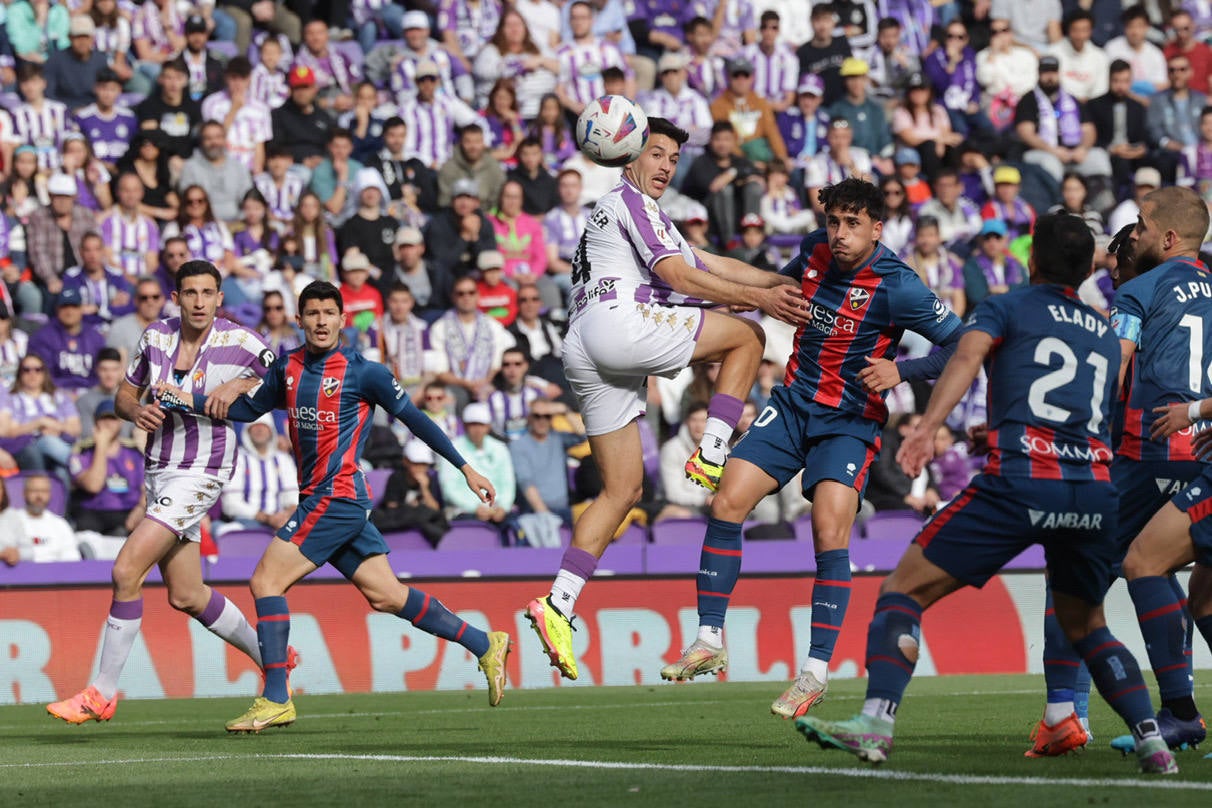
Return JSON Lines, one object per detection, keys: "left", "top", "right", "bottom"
{"left": 116, "top": 379, "right": 166, "bottom": 433}
{"left": 693, "top": 248, "right": 798, "bottom": 289}
{"left": 897, "top": 328, "right": 996, "bottom": 478}
{"left": 651, "top": 254, "right": 808, "bottom": 326}
{"left": 858, "top": 276, "right": 966, "bottom": 392}
{"left": 203, "top": 376, "right": 264, "bottom": 420}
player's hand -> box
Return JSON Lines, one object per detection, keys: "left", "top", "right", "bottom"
{"left": 857, "top": 356, "right": 902, "bottom": 393}
{"left": 967, "top": 423, "right": 989, "bottom": 453}
{"left": 757, "top": 284, "right": 808, "bottom": 326}
{"left": 897, "top": 423, "right": 937, "bottom": 478}
{"left": 205, "top": 377, "right": 257, "bottom": 419}
{"left": 1194, "top": 428, "right": 1212, "bottom": 459}
{"left": 133, "top": 402, "right": 166, "bottom": 432}
{"left": 463, "top": 466, "right": 496, "bottom": 506}
{"left": 1151, "top": 401, "right": 1197, "bottom": 440}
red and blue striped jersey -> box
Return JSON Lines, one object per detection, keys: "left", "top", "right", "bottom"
{"left": 223, "top": 346, "right": 456, "bottom": 504}
{"left": 778, "top": 230, "right": 962, "bottom": 429}
{"left": 970, "top": 285, "right": 1118, "bottom": 481}
{"left": 1110, "top": 256, "right": 1212, "bottom": 462}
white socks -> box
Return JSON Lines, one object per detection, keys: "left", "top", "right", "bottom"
{"left": 203, "top": 597, "right": 263, "bottom": 667}
{"left": 699, "top": 418, "right": 733, "bottom": 465}
{"left": 800, "top": 656, "right": 829, "bottom": 682}
{"left": 1044, "top": 701, "right": 1076, "bottom": 726}
{"left": 93, "top": 613, "right": 142, "bottom": 701}
{"left": 550, "top": 570, "right": 587, "bottom": 617}
{"left": 696, "top": 625, "right": 724, "bottom": 648}
{"left": 862, "top": 698, "right": 898, "bottom": 725}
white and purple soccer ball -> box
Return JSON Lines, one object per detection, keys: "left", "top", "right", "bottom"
{"left": 575, "top": 95, "right": 649, "bottom": 168}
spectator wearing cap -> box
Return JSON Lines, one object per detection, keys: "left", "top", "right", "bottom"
{"left": 510, "top": 396, "right": 583, "bottom": 547}
{"left": 639, "top": 52, "right": 712, "bottom": 183}
{"left": 990, "top": 0, "right": 1062, "bottom": 53}
{"left": 804, "top": 118, "right": 874, "bottom": 215}
{"left": 1015, "top": 54, "right": 1113, "bottom": 195}
{"left": 1087, "top": 58, "right": 1151, "bottom": 197}
{"left": 963, "top": 218, "right": 1028, "bottom": 309}
{"left": 1148, "top": 52, "right": 1207, "bottom": 184}
{"left": 927, "top": 19, "right": 992, "bottom": 139}
{"left": 710, "top": 55, "right": 788, "bottom": 168}
{"left": 892, "top": 70, "right": 962, "bottom": 179}
{"left": 867, "top": 17, "right": 920, "bottom": 104}
{"left": 678, "top": 209, "right": 715, "bottom": 252}
{"left": 683, "top": 120, "right": 764, "bottom": 246}
{"left": 1051, "top": 10, "right": 1109, "bottom": 104}
{"left": 293, "top": 19, "right": 361, "bottom": 114}
{"left": 12, "top": 63, "right": 74, "bottom": 174}
{"left": 980, "top": 165, "right": 1036, "bottom": 240}
{"left": 7, "top": 0, "right": 70, "bottom": 65}
{"left": 1104, "top": 4, "right": 1168, "bottom": 102}
{"left": 180, "top": 14, "right": 225, "bottom": 102}
{"left": 556, "top": 1, "right": 634, "bottom": 116}
{"left": 1108, "top": 166, "right": 1162, "bottom": 233}
{"left": 133, "top": 59, "right": 202, "bottom": 163}
{"left": 28, "top": 285, "right": 106, "bottom": 391}
{"left": 402, "top": 64, "right": 482, "bottom": 171}
{"left": 380, "top": 227, "right": 434, "bottom": 308}
{"left": 309, "top": 127, "right": 364, "bottom": 228}
{"left": 728, "top": 212, "right": 779, "bottom": 272}
{"left": 73, "top": 69, "right": 138, "bottom": 170}
{"left": 916, "top": 168, "right": 983, "bottom": 252}
{"left": 438, "top": 121, "right": 506, "bottom": 207}
{"left": 425, "top": 178, "right": 498, "bottom": 308}
{"left": 436, "top": 402, "right": 515, "bottom": 527}
{"left": 543, "top": 167, "right": 588, "bottom": 305}
{"left": 338, "top": 167, "right": 397, "bottom": 277}
{"left": 738, "top": 10, "right": 798, "bottom": 113}
{"left": 371, "top": 116, "right": 441, "bottom": 216}
{"left": 69, "top": 398, "right": 145, "bottom": 535}
{"left": 179, "top": 120, "right": 254, "bottom": 224}
{"left": 26, "top": 173, "right": 96, "bottom": 296}
{"left": 60, "top": 232, "right": 134, "bottom": 329}
{"left": 220, "top": 0, "right": 301, "bottom": 59}
{"left": 828, "top": 57, "right": 892, "bottom": 172}
{"left": 506, "top": 138, "right": 559, "bottom": 216}
{"left": 777, "top": 75, "right": 831, "bottom": 188}
{"left": 683, "top": 15, "right": 726, "bottom": 100}
{"left": 271, "top": 65, "right": 337, "bottom": 169}
{"left": 894, "top": 147, "right": 932, "bottom": 205}
{"left": 477, "top": 251, "right": 517, "bottom": 326}
{"left": 44, "top": 16, "right": 109, "bottom": 110}
{"left": 796, "top": 3, "right": 853, "bottom": 106}
{"left": 393, "top": 10, "right": 475, "bottom": 105}
{"left": 338, "top": 248, "right": 384, "bottom": 338}
{"left": 201, "top": 56, "right": 274, "bottom": 174}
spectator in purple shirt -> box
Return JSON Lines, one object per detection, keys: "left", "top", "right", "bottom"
{"left": 68, "top": 398, "right": 145, "bottom": 534}
{"left": 28, "top": 286, "right": 107, "bottom": 392}
{"left": 923, "top": 19, "right": 992, "bottom": 140}
{"left": 60, "top": 232, "right": 135, "bottom": 329}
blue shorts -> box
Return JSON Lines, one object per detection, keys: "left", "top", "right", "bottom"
{"left": 730, "top": 386, "right": 878, "bottom": 501}
{"left": 1171, "top": 468, "right": 1212, "bottom": 566}
{"left": 276, "top": 495, "right": 389, "bottom": 578}
{"left": 1110, "top": 457, "right": 1205, "bottom": 557}
{"left": 915, "top": 474, "right": 1119, "bottom": 605}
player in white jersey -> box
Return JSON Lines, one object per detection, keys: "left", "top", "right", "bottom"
{"left": 523, "top": 116, "right": 809, "bottom": 680}
{"left": 48, "top": 261, "right": 290, "bottom": 725}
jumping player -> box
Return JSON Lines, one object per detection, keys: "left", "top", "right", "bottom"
{"left": 173, "top": 281, "right": 509, "bottom": 732}
{"left": 48, "top": 261, "right": 282, "bottom": 724}
{"left": 796, "top": 213, "right": 1178, "bottom": 775}
{"left": 659, "top": 178, "right": 963, "bottom": 721}
{"left": 523, "top": 117, "right": 808, "bottom": 681}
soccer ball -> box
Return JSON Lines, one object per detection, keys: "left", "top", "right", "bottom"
{"left": 576, "top": 95, "right": 649, "bottom": 168}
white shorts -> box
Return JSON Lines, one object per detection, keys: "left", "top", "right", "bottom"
{"left": 144, "top": 469, "right": 226, "bottom": 542}
{"left": 563, "top": 302, "right": 704, "bottom": 436}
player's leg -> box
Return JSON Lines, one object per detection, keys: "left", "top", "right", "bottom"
{"left": 46, "top": 517, "right": 178, "bottom": 723}
{"left": 345, "top": 553, "right": 510, "bottom": 706}
{"left": 684, "top": 311, "right": 765, "bottom": 489}
{"left": 796, "top": 542, "right": 966, "bottom": 762}
{"left": 1040, "top": 587, "right": 1091, "bottom": 735}
{"left": 158, "top": 539, "right": 261, "bottom": 666}
{"left": 528, "top": 422, "right": 645, "bottom": 680}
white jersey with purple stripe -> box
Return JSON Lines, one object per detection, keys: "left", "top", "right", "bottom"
{"left": 125, "top": 317, "right": 275, "bottom": 479}
{"left": 199, "top": 92, "right": 273, "bottom": 171}
{"left": 638, "top": 86, "right": 712, "bottom": 156}
{"left": 390, "top": 48, "right": 469, "bottom": 104}
{"left": 292, "top": 48, "right": 361, "bottom": 95}
{"left": 12, "top": 101, "right": 74, "bottom": 171}
{"left": 132, "top": 0, "right": 182, "bottom": 53}
{"left": 249, "top": 63, "right": 289, "bottom": 109}
{"left": 99, "top": 209, "right": 161, "bottom": 278}
{"left": 74, "top": 104, "right": 137, "bottom": 164}
{"left": 556, "top": 38, "right": 629, "bottom": 108}
{"left": 94, "top": 19, "right": 133, "bottom": 61}
{"left": 438, "top": 0, "right": 502, "bottom": 61}
{"left": 254, "top": 172, "right": 305, "bottom": 221}
{"left": 567, "top": 176, "right": 711, "bottom": 323}
{"left": 741, "top": 42, "right": 798, "bottom": 104}
{"left": 399, "top": 95, "right": 481, "bottom": 168}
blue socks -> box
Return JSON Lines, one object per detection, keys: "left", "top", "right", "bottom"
{"left": 1042, "top": 591, "right": 1089, "bottom": 719}
{"left": 696, "top": 518, "right": 743, "bottom": 632}
{"left": 809, "top": 549, "right": 852, "bottom": 664}
{"left": 400, "top": 587, "right": 490, "bottom": 658}
{"left": 864, "top": 593, "right": 923, "bottom": 704}
{"left": 1074, "top": 627, "right": 1155, "bottom": 731}
{"left": 1128, "top": 575, "right": 1193, "bottom": 706}
{"left": 255, "top": 596, "right": 291, "bottom": 703}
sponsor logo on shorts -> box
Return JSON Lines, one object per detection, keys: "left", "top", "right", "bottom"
{"left": 1155, "top": 478, "right": 1190, "bottom": 495}
{"left": 157, "top": 496, "right": 173, "bottom": 507}
{"left": 845, "top": 462, "right": 856, "bottom": 477}
{"left": 1027, "top": 510, "right": 1103, "bottom": 529}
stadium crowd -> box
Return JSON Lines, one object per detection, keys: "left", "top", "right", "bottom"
{"left": 1, "top": 0, "right": 1209, "bottom": 563}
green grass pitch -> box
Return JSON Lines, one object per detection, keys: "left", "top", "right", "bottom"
{"left": 4, "top": 675, "right": 1212, "bottom": 806}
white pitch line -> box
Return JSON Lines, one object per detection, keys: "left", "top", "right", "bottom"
{"left": 1, "top": 752, "right": 1211, "bottom": 792}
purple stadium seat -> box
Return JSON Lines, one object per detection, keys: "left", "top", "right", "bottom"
{"left": 366, "top": 468, "right": 393, "bottom": 507}
{"left": 383, "top": 531, "right": 433, "bottom": 552}
{"left": 650, "top": 516, "right": 708, "bottom": 545}
{"left": 216, "top": 530, "right": 274, "bottom": 558}
{"left": 5, "top": 473, "right": 68, "bottom": 514}
{"left": 614, "top": 523, "right": 648, "bottom": 544}
{"left": 436, "top": 520, "right": 504, "bottom": 551}
{"left": 862, "top": 510, "right": 925, "bottom": 542}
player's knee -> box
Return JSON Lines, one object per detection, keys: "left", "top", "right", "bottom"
{"left": 166, "top": 587, "right": 206, "bottom": 615}
{"left": 365, "top": 590, "right": 405, "bottom": 614}
{"left": 710, "top": 486, "right": 754, "bottom": 522}
{"left": 110, "top": 558, "right": 144, "bottom": 595}
{"left": 1120, "top": 546, "right": 1152, "bottom": 581}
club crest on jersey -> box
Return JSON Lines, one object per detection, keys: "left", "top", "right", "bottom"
{"left": 322, "top": 376, "right": 341, "bottom": 397}
{"left": 848, "top": 287, "right": 871, "bottom": 310}
{"left": 192, "top": 369, "right": 205, "bottom": 385}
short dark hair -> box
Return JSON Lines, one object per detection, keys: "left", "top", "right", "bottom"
{"left": 517, "top": 136, "right": 542, "bottom": 152}
{"left": 811, "top": 3, "right": 834, "bottom": 19}
{"left": 16, "top": 63, "right": 42, "bottom": 83}
{"left": 1109, "top": 58, "right": 1132, "bottom": 76}
{"left": 225, "top": 56, "right": 252, "bottom": 78}
{"left": 327, "top": 126, "right": 353, "bottom": 144}
{"left": 298, "top": 280, "right": 344, "bottom": 314}
{"left": 760, "top": 10, "right": 779, "bottom": 25}
{"left": 877, "top": 16, "right": 901, "bottom": 31}
{"left": 383, "top": 115, "right": 406, "bottom": 132}
{"left": 97, "top": 347, "right": 123, "bottom": 364}
{"left": 1063, "top": 8, "right": 1094, "bottom": 34}
{"left": 602, "top": 65, "right": 626, "bottom": 83}
{"left": 916, "top": 214, "right": 940, "bottom": 232}
{"left": 388, "top": 282, "right": 413, "bottom": 297}
{"left": 1122, "top": 3, "right": 1150, "bottom": 26}
{"left": 176, "top": 260, "right": 223, "bottom": 291}
{"left": 1032, "top": 213, "right": 1094, "bottom": 287}
{"left": 648, "top": 116, "right": 689, "bottom": 146}
{"left": 266, "top": 143, "right": 292, "bottom": 160}
{"left": 683, "top": 16, "right": 711, "bottom": 35}
{"left": 456, "top": 123, "right": 484, "bottom": 140}
{"left": 818, "top": 178, "right": 885, "bottom": 223}
{"left": 710, "top": 120, "right": 735, "bottom": 136}
{"left": 162, "top": 57, "right": 188, "bottom": 75}
{"left": 932, "top": 167, "right": 960, "bottom": 186}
